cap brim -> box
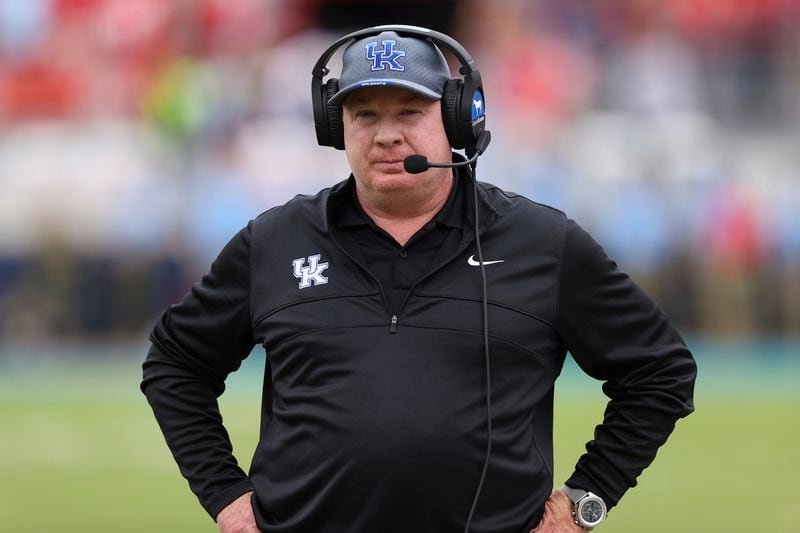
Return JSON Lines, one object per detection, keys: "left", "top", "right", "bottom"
{"left": 328, "top": 79, "right": 441, "bottom": 106}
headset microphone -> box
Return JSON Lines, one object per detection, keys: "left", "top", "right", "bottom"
{"left": 403, "top": 131, "right": 492, "bottom": 174}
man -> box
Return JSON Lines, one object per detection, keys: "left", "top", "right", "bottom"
{"left": 142, "top": 26, "right": 696, "bottom": 533}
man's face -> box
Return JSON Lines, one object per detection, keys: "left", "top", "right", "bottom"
{"left": 342, "top": 86, "right": 452, "bottom": 202}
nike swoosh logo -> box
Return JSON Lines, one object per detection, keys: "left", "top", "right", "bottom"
{"left": 468, "top": 255, "right": 504, "bottom": 266}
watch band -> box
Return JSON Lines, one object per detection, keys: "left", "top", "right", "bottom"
{"left": 561, "top": 485, "right": 589, "bottom": 530}
{"left": 560, "top": 484, "right": 588, "bottom": 503}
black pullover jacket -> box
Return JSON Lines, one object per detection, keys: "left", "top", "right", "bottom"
{"left": 142, "top": 168, "right": 696, "bottom": 532}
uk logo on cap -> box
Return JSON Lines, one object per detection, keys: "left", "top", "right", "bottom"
{"left": 366, "top": 40, "right": 406, "bottom": 72}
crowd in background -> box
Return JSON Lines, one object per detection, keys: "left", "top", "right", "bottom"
{"left": 1, "top": 0, "right": 799, "bottom": 345}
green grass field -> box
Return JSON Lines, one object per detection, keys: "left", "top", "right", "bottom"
{"left": 1, "top": 340, "right": 798, "bottom": 532}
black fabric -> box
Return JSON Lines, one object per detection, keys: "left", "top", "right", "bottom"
{"left": 335, "top": 173, "right": 464, "bottom": 313}
{"left": 141, "top": 163, "right": 696, "bottom": 532}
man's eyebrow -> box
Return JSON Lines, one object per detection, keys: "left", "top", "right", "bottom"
{"left": 402, "top": 94, "right": 428, "bottom": 104}
{"left": 344, "top": 94, "right": 368, "bottom": 107}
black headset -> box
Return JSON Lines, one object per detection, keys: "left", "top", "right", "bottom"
{"left": 311, "top": 24, "right": 487, "bottom": 154}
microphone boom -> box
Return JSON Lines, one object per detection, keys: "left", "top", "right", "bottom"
{"left": 403, "top": 131, "right": 491, "bottom": 174}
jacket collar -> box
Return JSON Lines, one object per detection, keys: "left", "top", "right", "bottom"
{"left": 334, "top": 173, "right": 465, "bottom": 231}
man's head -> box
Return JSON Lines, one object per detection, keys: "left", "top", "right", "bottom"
{"left": 312, "top": 25, "right": 487, "bottom": 153}
{"left": 331, "top": 31, "right": 455, "bottom": 208}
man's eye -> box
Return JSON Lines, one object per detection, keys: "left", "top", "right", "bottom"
{"left": 400, "top": 109, "right": 421, "bottom": 116}
{"left": 355, "top": 111, "right": 376, "bottom": 118}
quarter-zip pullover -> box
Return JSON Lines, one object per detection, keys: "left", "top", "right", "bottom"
{"left": 141, "top": 163, "right": 696, "bottom": 533}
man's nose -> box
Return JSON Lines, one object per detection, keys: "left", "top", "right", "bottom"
{"left": 374, "top": 118, "right": 403, "bottom": 146}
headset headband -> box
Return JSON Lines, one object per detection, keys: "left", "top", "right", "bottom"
{"left": 311, "top": 24, "right": 478, "bottom": 80}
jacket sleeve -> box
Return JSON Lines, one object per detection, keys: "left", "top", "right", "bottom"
{"left": 141, "top": 221, "right": 257, "bottom": 519}
{"left": 557, "top": 218, "right": 696, "bottom": 509}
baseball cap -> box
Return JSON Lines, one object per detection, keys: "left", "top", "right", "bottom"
{"left": 327, "top": 30, "right": 451, "bottom": 106}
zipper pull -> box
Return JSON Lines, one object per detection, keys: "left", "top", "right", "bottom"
{"left": 390, "top": 314, "right": 398, "bottom": 333}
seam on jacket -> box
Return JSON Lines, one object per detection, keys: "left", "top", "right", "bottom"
{"left": 401, "top": 323, "right": 546, "bottom": 363}
{"left": 247, "top": 220, "right": 256, "bottom": 342}
{"left": 252, "top": 185, "right": 336, "bottom": 223}
{"left": 252, "top": 292, "right": 381, "bottom": 329}
{"left": 267, "top": 323, "right": 387, "bottom": 352}
{"left": 531, "top": 422, "right": 553, "bottom": 483}
{"left": 480, "top": 182, "right": 567, "bottom": 217}
{"left": 554, "top": 220, "right": 568, "bottom": 333}
{"left": 474, "top": 180, "right": 501, "bottom": 216}
{"left": 410, "top": 292, "right": 557, "bottom": 331}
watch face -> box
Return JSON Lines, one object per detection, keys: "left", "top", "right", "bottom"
{"left": 580, "top": 500, "right": 605, "bottom": 523}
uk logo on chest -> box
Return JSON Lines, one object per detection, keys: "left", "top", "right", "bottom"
{"left": 292, "top": 254, "right": 329, "bottom": 289}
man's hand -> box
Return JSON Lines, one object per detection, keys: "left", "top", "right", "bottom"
{"left": 531, "top": 489, "right": 586, "bottom": 533}
{"left": 217, "top": 491, "right": 260, "bottom": 533}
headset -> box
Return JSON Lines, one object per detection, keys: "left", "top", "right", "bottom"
{"left": 311, "top": 24, "right": 487, "bottom": 155}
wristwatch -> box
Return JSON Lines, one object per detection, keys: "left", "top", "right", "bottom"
{"left": 560, "top": 484, "right": 607, "bottom": 530}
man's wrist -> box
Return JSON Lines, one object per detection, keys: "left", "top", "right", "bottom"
{"left": 560, "top": 484, "right": 607, "bottom": 530}
{"left": 208, "top": 480, "right": 255, "bottom": 521}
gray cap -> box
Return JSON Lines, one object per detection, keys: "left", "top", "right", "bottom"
{"left": 328, "top": 31, "right": 451, "bottom": 106}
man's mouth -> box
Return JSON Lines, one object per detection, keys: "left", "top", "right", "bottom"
{"left": 373, "top": 159, "right": 407, "bottom": 172}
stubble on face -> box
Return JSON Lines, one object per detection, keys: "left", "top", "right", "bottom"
{"left": 342, "top": 87, "right": 454, "bottom": 220}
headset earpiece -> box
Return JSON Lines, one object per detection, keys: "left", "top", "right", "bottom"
{"left": 455, "top": 71, "right": 485, "bottom": 156}
{"left": 441, "top": 78, "right": 464, "bottom": 149}
{"left": 312, "top": 76, "right": 330, "bottom": 147}
{"left": 312, "top": 76, "right": 345, "bottom": 149}
{"left": 325, "top": 79, "right": 345, "bottom": 150}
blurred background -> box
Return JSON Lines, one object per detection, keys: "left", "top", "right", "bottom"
{"left": 0, "top": 0, "right": 798, "bottom": 531}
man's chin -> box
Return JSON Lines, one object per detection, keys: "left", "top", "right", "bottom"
{"left": 357, "top": 166, "right": 449, "bottom": 199}
{"left": 367, "top": 171, "right": 418, "bottom": 191}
